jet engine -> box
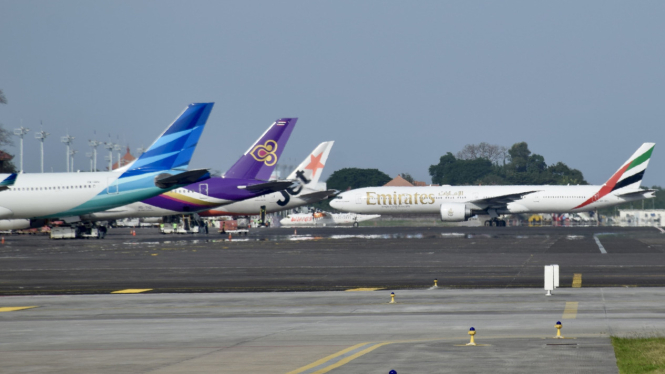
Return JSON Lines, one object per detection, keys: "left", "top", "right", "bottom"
{"left": 0, "top": 219, "right": 46, "bottom": 230}
{"left": 439, "top": 203, "right": 472, "bottom": 222}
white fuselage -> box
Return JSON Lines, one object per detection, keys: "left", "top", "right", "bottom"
{"left": 201, "top": 185, "right": 324, "bottom": 216}
{"left": 330, "top": 185, "right": 647, "bottom": 215}
{"left": 279, "top": 212, "right": 380, "bottom": 227}
{"left": 0, "top": 172, "right": 120, "bottom": 219}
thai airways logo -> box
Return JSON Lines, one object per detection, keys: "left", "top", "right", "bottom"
{"left": 250, "top": 140, "right": 278, "bottom": 166}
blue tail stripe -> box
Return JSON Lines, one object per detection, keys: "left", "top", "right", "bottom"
{"left": 122, "top": 103, "right": 213, "bottom": 177}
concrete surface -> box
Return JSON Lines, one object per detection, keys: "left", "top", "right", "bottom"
{"left": 3, "top": 287, "right": 665, "bottom": 373}
{"left": 0, "top": 226, "right": 664, "bottom": 294}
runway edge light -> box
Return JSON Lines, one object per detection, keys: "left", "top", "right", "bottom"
{"left": 555, "top": 321, "right": 564, "bottom": 339}
{"left": 467, "top": 327, "right": 477, "bottom": 346}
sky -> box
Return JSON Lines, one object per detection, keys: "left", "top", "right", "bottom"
{"left": 1, "top": 1, "right": 664, "bottom": 186}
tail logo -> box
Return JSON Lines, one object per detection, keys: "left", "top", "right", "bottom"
{"left": 250, "top": 140, "right": 278, "bottom": 166}
{"left": 304, "top": 152, "right": 325, "bottom": 177}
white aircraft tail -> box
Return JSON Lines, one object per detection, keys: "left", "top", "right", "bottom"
{"left": 286, "top": 141, "right": 334, "bottom": 185}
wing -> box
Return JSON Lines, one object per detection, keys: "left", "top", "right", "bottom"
{"left": 298, "top": 189, "right": 339, "bottom": 202}
{"left": 468, "top": 190, "right": 541, "bottom": 209}
{"left": 239, "top": 180, "right": 297, "bottom": 193}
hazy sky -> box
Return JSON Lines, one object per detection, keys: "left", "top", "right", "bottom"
{"left": 1, "top": 1, "right": 664, "bottom": 186}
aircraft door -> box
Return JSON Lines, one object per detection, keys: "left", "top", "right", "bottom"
{"left": 356, "top": 194, "right": 363, "bottom": 205}
{"left": 107, "top": 178, "right": 119, "bottom": 195}
{"left": 199, "top": 184, "right": 209, "bottom": 200}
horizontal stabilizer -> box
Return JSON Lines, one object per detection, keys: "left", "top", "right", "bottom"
{"left": 239, "top": 180, "right": 297, "bottom": 193}
{"left": 155, "top": 169, "right": 210, "bottom": 189}
{"left": 298, "top": 189, "right": 340, "bottom": 202}
{"left": 616, "top": 189, "right": 657, "bottom": 199}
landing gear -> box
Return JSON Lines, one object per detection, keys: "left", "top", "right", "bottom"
{"left": 353, "top": 221, "right": 359, "bottom": 228}
{"left": 484, "top": 218, "right": 506, "bottom": 227}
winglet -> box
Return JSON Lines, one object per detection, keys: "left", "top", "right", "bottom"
{"left": 223, "top": 118, "right": 297, "bottom": 180}
{"left": 121, "top": 103, "right": 214, "bottom": 177}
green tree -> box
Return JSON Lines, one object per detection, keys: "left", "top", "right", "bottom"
{"left": 0, "top": 89, "right": 16, "bottom": 173}
{"left": 326, "top": 168, "right": 392, "bottom": 191}
{"left": 429, "top": 153, "right": 493, "bottom": 185}
{"left": 0, "top": 89, "right": 6, "bottom": 105}
{"left": 400, "top": 173, "right": 415, "bottom": 184}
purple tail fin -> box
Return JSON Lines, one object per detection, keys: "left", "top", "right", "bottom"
{"left": 224, "top": 118, "right": 297, "bottom": 180}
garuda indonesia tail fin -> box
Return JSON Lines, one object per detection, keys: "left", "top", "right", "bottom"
{"left": 121, "top": 103, "right": 214, "bottom": 177}
{"left": 223, "top": 118, "right": 297, "bottom": 180}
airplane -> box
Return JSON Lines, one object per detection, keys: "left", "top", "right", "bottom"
{"left": 0, "top": 103, "right": 214, "bottom": 231}
{"left": 279, "top": 211, "right": 380, "bottom": 227}
{"left": 80, "top": 118, "right": 298, "bottom": 221}
{"left": 198, "top": 141, "right": 337, "bottom": 218}
{"left": 330, "top": 143, "right": 656, "bottom": 227}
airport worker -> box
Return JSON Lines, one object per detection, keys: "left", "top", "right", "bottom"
{"left": 204, "top": 221, "right": 209, "bottom": 234}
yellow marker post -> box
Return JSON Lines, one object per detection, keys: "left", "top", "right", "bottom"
{"left": 467, "top": 327, "right": 477, "bottom": 346}
{"left": 111, "top": 289, "right": 153, "bottom": 294}
{"left": 0, "top": 306, "right": 37, "bottom": 312}
{"left": 434, "top": 278, "right": 438, "bottom": 287}
{"left": 554, "top": 321, "right": 564, "bottom": 338}
{"left": 389, "top": 292, "right": 395, "bottom": 303}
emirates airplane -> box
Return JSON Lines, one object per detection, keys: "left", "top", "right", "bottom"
{"left": 330, "top": 143, "right": 656, "bottom": 227}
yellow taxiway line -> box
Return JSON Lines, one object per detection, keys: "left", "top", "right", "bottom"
{"left": 562, "top": 302, "right": 579, "bottom": 319}
{"left": 572, "top": 273, "right": 582, "bottom": 288}
{"left": 111, "top": 289, "right": 153, "bottom": 294}
{"left": 0, "top": 306, "right": 37, "bottom": 312}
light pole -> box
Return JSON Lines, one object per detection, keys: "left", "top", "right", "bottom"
{"left": 61, "top": 134, "right": 75, "bottom": 172}
{"left": 114, "top": 143, "right": 122, "bottom": 168}
{"left": 69, "top": 149, "right": 78, "bottom": 172}
{"left": 86, "top": 152, "right": 93, "bottom": 172}
{"left": 104, "top": 142, "right": 114, "bottom": 170}
{"left": 13, "top": 126, "right": 30, "bottom": 173}
{"left": 136, "top": 146, "right": 145, "bottom": 156}
{"left": 88, "top": 140, "right": 101, "bottom": 172}
{"left": 35, "top": 130, "right": 49, "bottom": 173}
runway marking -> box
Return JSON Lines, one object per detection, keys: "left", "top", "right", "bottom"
{"left": 286, "top": 342, "right": 392, "bottom": 374}
{"left": 111, "top": 289, "right": 152, "bottom": 294}
{"left": 345, "top": 288, "right": 384, "bottom": 292}
{"left": 593, "top": 235, "right": 607, "bottom": 254}
{"left": 562, "top": 302, "right": 578, "bottom": 319}
{"left": 656, "top": 227, "right": 665, "bottom": 234}
{"left": 0, "top": 306, "right": 37, "bottom": 312}
{"left": 572, "top": 274, "right": 582, "bottom": 288}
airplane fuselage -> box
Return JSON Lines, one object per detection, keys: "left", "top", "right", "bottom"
{"left": 331, "top": 185, "right": 652, "bottom": 216}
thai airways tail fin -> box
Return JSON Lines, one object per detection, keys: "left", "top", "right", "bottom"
{"left": 121, "top": 103, "right": 214, "bottom": 177}
{"left": 606, "top": 142, "right": 655, "bottom": 193}
{"left": 286, "top": 141, "right": 335, "bottom": 185}
{"left": 223, "top": 118, "right": 297, "bottom": 180}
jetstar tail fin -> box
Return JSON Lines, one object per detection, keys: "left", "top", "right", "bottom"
{"left": 286, "top": 141, "right": 334, "bottom": 185}
{"left": 224, "top": 118, "right": 297, "bottom": 180}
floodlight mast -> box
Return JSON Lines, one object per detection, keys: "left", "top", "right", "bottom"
{"left": 114, "top": 144, "right": 122, "bottom": 168}
{"left": 35, "top": 130, "right": 50, "bottom": 173}
{"left": 13, "top": 126, "right": 30, "bottom": 173}
{"left": 88, "top": 140, "right": 101, "bottom": 172}
{"left": 104, "top": 142, "right": 114, "bottom": 171}
{"left": 69, "top": 149, "right": 78, "bottom": 172}
{"left": 86, "top": 152, "right": 93, "bottom": 172}
{"left": 61, "top": 134, "right": 75, "bottom": 172}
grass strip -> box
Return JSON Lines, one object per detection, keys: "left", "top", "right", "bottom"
{"left": 612, "top": 336, "right": 665, "bottom": 373}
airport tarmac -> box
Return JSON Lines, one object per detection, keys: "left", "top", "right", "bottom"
{"left": 4, "top": 287, "right": 665, "bottom": 373}
{"left": 0, "top": 226, "right": 664, "bottom": 295}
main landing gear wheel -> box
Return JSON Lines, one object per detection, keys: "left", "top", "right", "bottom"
{"left": 484, "top": 219, "right": 507, "bottom": 227}
{"left": 353, "top": 222, "right": 359, "bottom": 228}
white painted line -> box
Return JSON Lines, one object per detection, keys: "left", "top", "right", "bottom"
{"left": 593, "top": 235, "right": 607, "bottom": 254}
{"left": 656, "top": 227, "right": 665, "bottom": 234}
